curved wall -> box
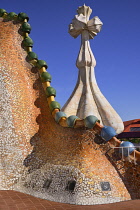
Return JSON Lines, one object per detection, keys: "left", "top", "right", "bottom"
{"left": 0, "top": 18, "right": 135, "bottom": 205}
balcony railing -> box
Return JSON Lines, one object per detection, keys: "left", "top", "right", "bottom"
{"left": 111, "top": 146, "right": 140, "bottom": 164}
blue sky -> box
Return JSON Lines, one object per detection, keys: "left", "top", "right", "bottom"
{"left": 1, "top": 0, "right": 140, "bottom": 121}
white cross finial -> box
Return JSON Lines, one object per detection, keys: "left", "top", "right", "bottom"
{"left": 71, "top": 5, "right": 103, "bottom": 39}
{"left": 62, "top": 5, "right": 124, "bottom": 134}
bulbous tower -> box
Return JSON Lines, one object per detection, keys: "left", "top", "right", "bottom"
{"left": 62, "top": 5, "right": 124, "bottom": 134}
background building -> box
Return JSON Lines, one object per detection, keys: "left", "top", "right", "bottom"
{"left": 117, "top": 119, "right": 140, "bottom": 139}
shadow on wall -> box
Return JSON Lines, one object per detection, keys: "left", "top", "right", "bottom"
{"left": 23, "top": 65, "right": 53, "bottom": 172}
{"left": 22, "top": 65, "right": 84, "bottom": 173}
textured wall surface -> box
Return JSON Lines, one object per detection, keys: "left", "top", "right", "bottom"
{"left": 0, "top": 19, "right": 39, "bottom": 189}
{"left": 0, "top": 18, "right": 139, "bottom": 205}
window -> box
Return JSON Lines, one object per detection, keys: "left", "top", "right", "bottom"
{"left": 65, "top": 180, "right": 76, "bottom": 192}
{"left": 130, "top": 127, "right": 140, "bottom": 132}
{"left": 43, "top": 179, "right": 52, "bottom": 189}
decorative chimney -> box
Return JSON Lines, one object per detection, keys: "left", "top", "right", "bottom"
{"left": 62, "top": 5, "right": 124, "bottom": 134}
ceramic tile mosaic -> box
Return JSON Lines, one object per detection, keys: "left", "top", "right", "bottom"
{"left": 0, "top": 18, "right": 140, "bottom": 205}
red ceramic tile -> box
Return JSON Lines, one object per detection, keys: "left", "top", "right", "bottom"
{"left": 0, "top": 205, "right": 9, "bottom": 210}
{"left": 3, "top": 199, "right": 14, "bottom": 204}
{"left": 9, "top": 207, "right": 18, "bottom": 210}
{"left": 0, "top": 200, "right": 6, "bottom": 205}
{"left": 24, "top": 201, "right": 37, "bottom": 207}
{"left": 53, "top": 207, "right": 66, "bottom": 210}
{"left": 16, "top": 202, "right": 26, "bottom": 208}
{"left": 1, "top": 190, "right": 140, "bottom": 210}
{"left": 34, "top": 206, "right": 46, "bottom": 210}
